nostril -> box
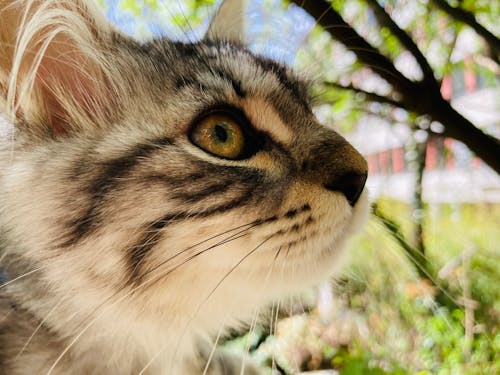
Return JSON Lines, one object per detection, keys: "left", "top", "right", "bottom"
{"left": 324, "top": 172, "right": 368, "bottom": 206}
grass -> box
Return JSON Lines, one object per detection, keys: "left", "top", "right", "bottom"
{"left": 233, "top": 198, "right": 500, "bottom": 374}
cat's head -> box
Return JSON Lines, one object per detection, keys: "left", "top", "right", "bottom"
{"left": 0, "top": 0, "right": 367, "bottom": 327}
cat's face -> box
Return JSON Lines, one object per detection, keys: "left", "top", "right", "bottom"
{"left": 0, "top": 0, "right": 367, "bottom": 338}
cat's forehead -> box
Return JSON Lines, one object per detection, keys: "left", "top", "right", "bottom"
{"left": 147, "top": 39, "right": 312, "bottom": 119}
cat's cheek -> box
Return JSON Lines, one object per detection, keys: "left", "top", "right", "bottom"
{"left": 280, "top": 187, "right": 370, "bottom": 285}
{"left": 319, "top": 188, "right": 370, "bottom": 259}
{"left": 322, "top": 188, "right": 370, "bottom": 271}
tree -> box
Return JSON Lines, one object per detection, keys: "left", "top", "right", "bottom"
{"left": 290, "top": 0, "right": 499, "bottom": 173}
{"left": 115, "top": 0, "right": 498, "bottom": 171}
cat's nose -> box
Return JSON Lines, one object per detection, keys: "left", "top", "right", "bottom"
{"left": 301, "top": 131, "right": 368, "bottom": 206}
{"left": 324, "top": 170, "right": 367, "bottom": 206}
{"left": 323, "top": 140, "right": 367, "bottom": 206}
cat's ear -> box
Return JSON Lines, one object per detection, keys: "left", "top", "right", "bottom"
{"left": 205, "top": 0, "right": 246, "bottom": 45}
{"left": 0, "top": 0, "right": 123, "bottom": 138}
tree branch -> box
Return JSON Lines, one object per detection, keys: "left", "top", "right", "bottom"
{"left": 323, "top": 81, "right": 404, "bottom": 108}
{"left": 431, "top": 98, "right": 500, "bottom": 173}
{"left": 290, "top": 0, "right": 417, "bottom": 102}
{"left": 430, "top": 0, "right": 499, "bottom": 64}
{"left": 293, "top": 0, "right": 500, "bottom": 174}
{"left": 365, "top": 0, "right": 438, "bottom": 88}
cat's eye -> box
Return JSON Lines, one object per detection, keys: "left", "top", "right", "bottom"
{"left": 190, "top": 114, "right": 245, "bottom": 159}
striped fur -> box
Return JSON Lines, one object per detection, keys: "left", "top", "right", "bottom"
{"left": 0, "top": 0, "right": 369, "bottom": 373}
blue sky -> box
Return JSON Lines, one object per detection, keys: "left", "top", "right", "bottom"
{"left": 102, "top": 0, "right": 315, "bottom": 65}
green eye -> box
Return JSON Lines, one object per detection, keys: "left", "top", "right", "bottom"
{"left": 190, "top": 114, "right": 245, "bottom": 159}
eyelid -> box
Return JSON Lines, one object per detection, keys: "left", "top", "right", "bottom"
{"left": 189, "top": 105, "right": 247, "bottom": 128}
{"left": 188, "top": 105, "right": 267, "bottom": 160}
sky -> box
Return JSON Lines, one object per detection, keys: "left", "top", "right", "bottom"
{"left": 102, "top": 0, "right": 316, "bottom": 65}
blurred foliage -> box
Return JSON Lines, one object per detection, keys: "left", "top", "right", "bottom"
{"left": 234, "top": 201, "right": 499, "bottom": 374}
{"left": 120, "top": 0, "right": 159, "bottom": 15}
{"left": 348, "top": 200, "right": 499, "bottom": 374}
{"left": 111, "top": 0, "right": 499, "bottom": 131}
{"left": 102, "top": 0, "right": 218, "bottom": 38}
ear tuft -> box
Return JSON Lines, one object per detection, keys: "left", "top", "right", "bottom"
{"left": 205, "top": 0, "right": 246, "bottom": 45}
{"left": 0, "top": 0, "right": 124, "bottom": 139}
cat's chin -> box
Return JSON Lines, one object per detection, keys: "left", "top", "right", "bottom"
{"left": 344, "top": 188, "right": 371, "bottom": 241}
{"left": 309, "top": 190, "right": 369, "bottom": 278}
{"left": 242, "top": 188, "right": 371, "bottom": 296}
{"left": 319, "top": 188, "right": 370, "bottom": 275}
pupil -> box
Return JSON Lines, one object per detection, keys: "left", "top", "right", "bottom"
{"left": 214, "top": 124, "right": 228, "bottom": 142}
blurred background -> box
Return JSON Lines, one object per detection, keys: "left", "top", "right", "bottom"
{"left": 100, "top": 0, "right": 500, "bottom": 373}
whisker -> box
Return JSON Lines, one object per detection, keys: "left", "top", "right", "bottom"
{"left": 237, "top": 244, "right": 284, "bottom": 374}
{"left": 0, "top": 307, "right": 14, "bottom": 323}
{"left": 139, "top": 231, "right": 252, "bottom": 292}
{"left": 372, "top": 217, "right": 462, "bottom": 308}
{"left": 0, "top": 266, "right": 46, "bottom": 289}
{"left": 202, "top": 315, "right": 227, "bottom": 375}
{"left": 44, "top": 221, "right": 261, "bottom": 374}
{"left": 270, "top": 299, "right": 280, "bottom": 373}
{"left": 263, "top": 246, "right": 283, "bottom": 286}
{"left": 144, "top": 235, "right": 276, "bottom": 375}
{"left": 186, "top": 235, "right": 277, "bottom": 334}
{"left": 269, "top": 301, "right": 276, "bottom": 372}
{"left": 240, "top": 307, "right": 259, "bottom": 375}
{"left": 312, "top": 3, "right": 334, "bottom": 28}
{"left": 139, "top": 219, "right": 261, "bottom": 281}
{"left": 175, "top": 0, "right": 197, "bottom": 41}
{"left": 0, "top": 250, "right": 9, "bottom": 264}
{"left": 359, "top": 223, "right": 459, "bottom": 334}
{"left": 16, "top": 290, "right": 72, "bottom": 358}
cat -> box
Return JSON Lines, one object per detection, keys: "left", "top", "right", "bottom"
{"left": 0, "top": 0, "right": 369, "bottom": 373}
